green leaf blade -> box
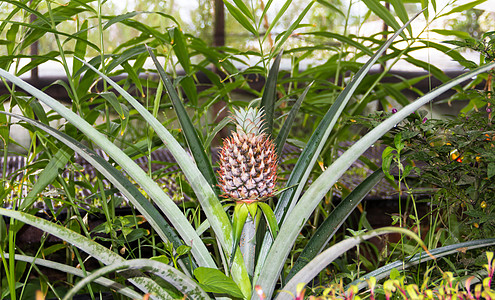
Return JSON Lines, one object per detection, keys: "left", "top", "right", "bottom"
{"left": 260, "top": 50, "right": 283, "bottom": 136}
{"left": 146, "top": 46, "right": 218, "bottom": 194}
{"left": 195, "top": 267, "right": 244, "bottom": 298}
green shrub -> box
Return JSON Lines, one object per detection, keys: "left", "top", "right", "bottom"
{"left": 288, "top": 252, "right": 495, "bottom": 300}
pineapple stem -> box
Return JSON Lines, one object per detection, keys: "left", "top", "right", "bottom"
{"left": 240, "top": 215, "right": 257, "bottom": 277}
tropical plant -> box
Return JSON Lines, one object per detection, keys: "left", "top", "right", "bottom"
{"left": 1, "top": 0, "right": 495, "bottom": 299}
{"left": 292, "top": 251, "right": 495, "bottom": 300}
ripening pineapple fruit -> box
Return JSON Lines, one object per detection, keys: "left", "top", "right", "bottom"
{"left": 218, "top": 107, "right": 278, "bottom": 204}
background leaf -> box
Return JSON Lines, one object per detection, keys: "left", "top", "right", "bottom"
{"left": 194, "top": 267, "right": 244, "bottom": 298}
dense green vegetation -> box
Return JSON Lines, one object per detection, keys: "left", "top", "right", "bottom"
{"left": 0, "top": 0, "right": 493, "bottom": 299}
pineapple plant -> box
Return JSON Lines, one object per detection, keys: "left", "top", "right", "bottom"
{"left": 218, "top": 107, "right": 278, "bottom": 204}
{"left": 218, "top": 106, "right": 280, "bottom": 270}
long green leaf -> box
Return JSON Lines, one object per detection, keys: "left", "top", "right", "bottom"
{"left": 106, "top": 44, "right": 147, "bottom": 73}
{"left": 316, "top": 0, "right": 345, "bottom": 17}
{"left": 232, "top": 0, "right": 255, "bottom": 21}
{"left": 272, "top": 1, "right": 315, "bottom": 57}
{"left": 0, "top": 68, "right": 216, "bottom": 271}
{"left": 349, "top": 238, "right": 495, "bottom": 291}
{"left": 0, "top": 208, "right": 170, "bottom": 298}
{"left": 64, "top": 259, "right": 210, "bottom": 300}
{"left": 419, "top": 40, "right": 472, "bottom": 69}
{"left": 285, "top": 168, "right": 385, "bottom": 283}
{"left": 389, "top": 0, "right": 412, "bottom": 36}
{"left": 3, "top": 112, "right": 187, "bottom": 260}
{"left": 73, "top": 60, "right": 251, "bottom": 297}
{"left": 302, "top": 32, "right": 373, "bottom": 56}
{"left": 1, "top": 0, "right": 50, "bottom": 25}
{"left": 261, "top": 0, "right": 292, "bottom": 44}
{"left": 252, "top": 13, "right": 424, "bottom": 291}
{"left": 276, "top": 10, "right": 422, "bottom": 226}
{"left": 146, "top": 46, "right": 219, "bottom": 195}
{"left": 260, "top": 50, "right": 283, "bottom": 136}
{"left": 254, "top": 59, "right": 495, "bottom": 299}
{"left": 430, "top": 29, "right": 472, "bottom": 40}
{"left": 20, "top": 146, "right": 73, "bottom": 211}
{"left": 103, "top": 11, "right": 140, "bottom": 30}
{"left": 439, "top": 0, "right": 487, "bottom": 17}
{"left": 362, "top": 0, "right": 405, "bottom": 39}
{"left": 170, "top": 27, "right": 191, "bottom": 73}
{"left": 7, "top": 20, "right": 99, "bottom": 53}
{"left": 405, "top": 56, "right": 451, "bottom": 84}
{"left": 273, "top": 83, "right": 312, "bottom": 159}
{"left": 72, "top": 20, "right": 88, "bottom": 77}
{"left": 5, "top": 254, "right": 143, "bottom": 300}
{"left": 102, "top": 11, "right": 179, "bottom": 31}
{"left": 223, "top": 1, "right": 257, "bottom": 36}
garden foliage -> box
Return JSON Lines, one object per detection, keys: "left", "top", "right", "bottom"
{"left": 0, "top": 0, "right": 493, "bottom": 299}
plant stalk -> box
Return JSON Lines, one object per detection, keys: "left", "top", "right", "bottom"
{"left": 240, "top": 216, "right": 256, "bottom": 277}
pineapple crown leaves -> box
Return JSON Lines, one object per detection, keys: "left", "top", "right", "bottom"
{"left": 231, "top": 107, "right": 267, "bottom": 136}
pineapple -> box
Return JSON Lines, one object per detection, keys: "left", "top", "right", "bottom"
{"left": 218, "top": 107, "right": 278, "bottom": 204}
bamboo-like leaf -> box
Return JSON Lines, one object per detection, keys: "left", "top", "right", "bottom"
{"left": 362, "top": 0, "right": 405, "bottom": 39}
{"left": 349, "top": 238, "right": 495, "bottom": 291}
{"left": 405, "top": 56, "right": 451, "bottom": 83}
{"left": 261, "top": 0, "right": 292, "bottom": 44}
{"left": 277, "top": 228, "right": 424, "bottom": 300}
{"left": 99, "top": 92, "right": 127, "bottom": 120}
{"left": 254, "top": 59, "right": 495, "bottom": 300}
{"left": 418, "top": 40, "right": 473, "bottom": 69}
{"left": 122, "top": 60, "right": 145, "bottom": 99}
{"left": 0, "top": 107, "right": 10, "bottom": 146}
{"left": 273, "top": 83, "right": 312, "bottom": 159}
{"left": 6, "top": 23, "right": 18, "bottom": 58}
{"left": 272, "top": 1, "right": 315, "bottom": 57}
{"left": 15, "top": 52, "right": 60, "bottom": 77}
{"left": 11, "top": 18, "right": 99, "bottom": 53}
{"left": 389, "top": 0, "right": 412, "bottom": 35}
{"left": 178, "top": 76, "right": 198, "bottom": 107}
{"left": 102, "top": 11, "right": 178, "bottom": 31}
{"left": 302, "top": 32, "right": 373, "bottom": 56}
{"left": 63, "top": 259, "right": 210, "bottom": 300}
{"left": 223, "top": 1, "right": 257, "bottom": 36}
{"left": 0, "top": 69, "right": 216, "bottom": 271}
{"left": 106, "top": 44, "right": 147, "bottom": 73}
{"left": 1, "top": 0, "right": 50, "bottom": 25}
{"left": 0, "top": 208, "right": 171, "bottom": 298}
{"left": 113, "top": 19, "right": 170, "bottom": 44}
{"left": 146, "top": 46, "right": 218, "bottom": 194}
{"left": 316, "top": 0, "right": 345, "bottom": 17}
{"left": 430, "top": 29, "right": 472, "bottom": 40}
{"left": 72, "top": 20, "right": 88, "bottom": 77}
{"left": 20, "top": 146, "right": 73, "bottom": 211}
{"left": 5, "top": 254, "right": 143, "bottom": 300}
{"left": 260, "top": 50, "right": 283, "bottom": 136}
{"left": 103, "top": 11, "right": 140, "bottom": 30}
{"left": 204, "top": 117, "right": 231, "bottom": 150}
{"left": 232, "top": 0, "right": 255, "bottom": 21}
{"left": 72, "top": 59, "right": 251, "bottom": 297}
{"left": 439, "top": 0, "right": 487, "bottom": 18}
{"left": 285, "top": 168, "right": 385, "bottom": 283}
{"left": 170, "top": 27, "right": 191, "bottom": 73}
